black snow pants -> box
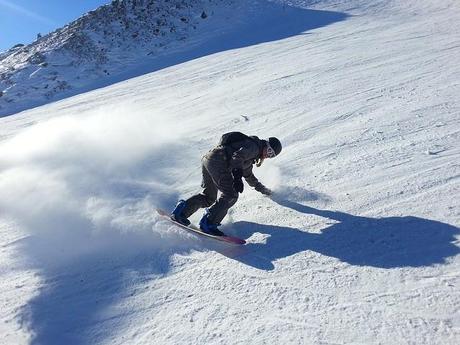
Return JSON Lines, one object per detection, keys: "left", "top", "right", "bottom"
{"left": 182, "top": 148, "right": 238, "bottom": 225}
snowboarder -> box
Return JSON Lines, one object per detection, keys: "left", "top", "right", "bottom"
{"left": 171, "top": 132, "right": 282, "bottom": 236}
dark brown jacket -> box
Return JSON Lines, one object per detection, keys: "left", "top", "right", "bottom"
{"left": 205, "top": 136, "right": 265, "bottom": 188}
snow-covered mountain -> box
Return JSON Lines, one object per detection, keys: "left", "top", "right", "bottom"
{"left": 0, "top": 0, "right": 241, "bottom": 117}
{"left": 0, "top": 0, "right": 459, "bottom": 344}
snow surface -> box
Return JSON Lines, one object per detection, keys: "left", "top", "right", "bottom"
{"left": 0, "top": 0, "right": 459, "bottom": 344}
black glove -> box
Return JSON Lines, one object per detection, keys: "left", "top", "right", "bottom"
{"left": 232, "top": 169, "right": 243, "bottom": 179}
{"left": 255, "top": 183, "right": 272, "bottom": 196}
{"left": 233, "top": 179, "right": 244, "bottom": 193}
{"left": 232, "top": 169, "right": 244, "bottom": 193}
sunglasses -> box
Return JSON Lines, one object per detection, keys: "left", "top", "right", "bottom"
{"left": 266, "top": 143, "right": 276, "bottom": 158}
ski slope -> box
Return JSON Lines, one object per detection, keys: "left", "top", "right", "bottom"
{"left": 0, "top": 0, "right": 459, "bottom": 344}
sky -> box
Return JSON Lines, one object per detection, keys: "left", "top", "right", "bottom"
{"left": 0, "top": 0, "right": 110, "bottom": 52}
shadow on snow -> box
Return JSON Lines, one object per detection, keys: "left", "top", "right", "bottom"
{"left": 17, "top": 146, "right": 198, "bottom": 345}
{"left": 141, "top": 3, "right": 349, "bottom": 74}
{"left": 19, "top": 235, "right": 200, "bottom": 345}
{"left": 225, "top": 189, "right": 460, "bottom": 271}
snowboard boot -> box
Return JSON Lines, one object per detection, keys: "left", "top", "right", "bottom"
{"left": 199, "top": 210, "right": 224, "bottom": 236}
{"left": 171, "top": 200, "right": 191, "bottom": 226}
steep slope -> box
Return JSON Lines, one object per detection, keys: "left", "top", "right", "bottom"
{"left": 0, "top": 0, "right": 459, "bottom": 344}
{"left": 0, "top": 0, "right": 238, "bottom": 117}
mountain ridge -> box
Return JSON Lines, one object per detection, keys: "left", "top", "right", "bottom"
{"left": 0, "top": 0, "right": 236, "bottom": 117}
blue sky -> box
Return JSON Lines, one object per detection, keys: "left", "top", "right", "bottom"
{"left": 0, "top": 0, "right": 110, "bottom": 52}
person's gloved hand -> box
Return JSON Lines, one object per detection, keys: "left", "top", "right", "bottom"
{"left": 233, "top": 179, "right": 244, "bottom": 193}
{"left": 255, "top": 183, "right": 272, "bottom": 196}
{"left": 232, "top": 169, "right": 244, "bottom": 193}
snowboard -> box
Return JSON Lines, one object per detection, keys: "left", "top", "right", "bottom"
{"left": 156, "top": 208, "right": 246, "bottom": 245}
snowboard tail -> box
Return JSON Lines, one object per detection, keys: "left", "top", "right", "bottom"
{"left": 156, "top": 209, "right": 246, "bottom": 245}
